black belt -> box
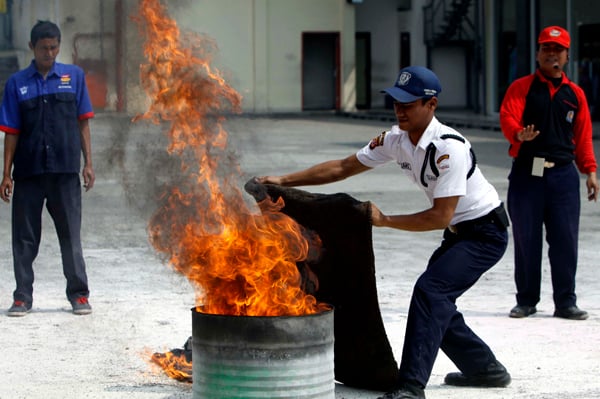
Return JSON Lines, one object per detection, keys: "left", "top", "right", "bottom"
{"left": 449, "top": 204, "right": 509, "bottom": 235}
{"left": 513, "top": 157, "right": 573, "bottom": 170}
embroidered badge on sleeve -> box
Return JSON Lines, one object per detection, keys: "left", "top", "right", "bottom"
{"left": 566, "top": 110, "right": 574, "bottom": 123}
{"left": 436, "top": 154, "right": 450, "bottom": 170}
{"left": 369, "top": 131, "right": 387, "bottom": 150}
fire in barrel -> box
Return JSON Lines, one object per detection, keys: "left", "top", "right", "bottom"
{"left": 135, "top": 1, "right": 334, "bottom": 397}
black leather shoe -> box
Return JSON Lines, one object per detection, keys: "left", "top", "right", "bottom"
{"left": 509, "top": 304, "right": 536, "bottom": 318}
{"left": 554, "top": 306, "right": 589, "bottom": 320}
{"left": 378, "top": 383, "right": 425, "bottom": 399}
{"left": 444, "top": 361, "right": 511, "bottom": 388}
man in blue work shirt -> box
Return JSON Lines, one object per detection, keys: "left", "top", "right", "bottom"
{"left": 0, "top": 20, "right": 95, "bottom": 316}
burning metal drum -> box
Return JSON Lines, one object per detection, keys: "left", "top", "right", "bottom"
{"left": 191, "top": 307, "right": 334, "bottom": 399}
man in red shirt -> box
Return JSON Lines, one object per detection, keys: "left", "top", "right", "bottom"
{"left": 500, "top": 25, "right": 598, "bottom": 321}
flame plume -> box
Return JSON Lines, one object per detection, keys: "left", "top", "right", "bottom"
{"left": 134, "top": 0, "right": 324, "bottom": 316}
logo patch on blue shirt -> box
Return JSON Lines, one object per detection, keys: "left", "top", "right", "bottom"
{"left": 19, "top": 86, "right": 28, "bottom": 96}
{"left": 59, "top": 74, "right": 72, "bottom": 89}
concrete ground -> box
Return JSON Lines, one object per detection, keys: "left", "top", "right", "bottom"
{"left": 1, "top": 113, "right": 599, "bottom": 399}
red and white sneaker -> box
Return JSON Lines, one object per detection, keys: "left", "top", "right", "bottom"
{"left": 71, "top": 297, "right": 92, "bottom": 315}
{"left": 7, "top": 300, "right": 32, "bottom": 317}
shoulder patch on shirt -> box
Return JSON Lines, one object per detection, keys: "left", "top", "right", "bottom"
{"left": 436, "top": 154, "right": 449, "bottom": 164}
{"left": 566, "top": 110, "right": 574, "bottom": 123}
{"left": 436, "top": 153, "right": 450, "bottom": 170}
{"left": 369, "top": 131, "right": 386, "bottom": 149}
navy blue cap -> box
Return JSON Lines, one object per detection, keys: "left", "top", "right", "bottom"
{"left": 381, "top": 66, "right": 442, "bottom": 103}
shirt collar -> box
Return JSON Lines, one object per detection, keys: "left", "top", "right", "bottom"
{"left": 535, "top": 68, "right": 568, "bottom": 85}
{"left": 25, "top": 60, "right": 63, "bottom": 78}
{"left": 415, "top": 116, "right": 441, "bottom": 151}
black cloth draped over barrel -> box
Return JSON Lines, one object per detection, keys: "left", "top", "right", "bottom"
{"left": 244, "top": 179, "right": 399, "bottom": 391}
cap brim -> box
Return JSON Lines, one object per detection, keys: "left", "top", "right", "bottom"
{"left": 381, "top": 87, "right": 424, "bottom": 103}
{"left": 538, "top": 39, "right": 569, "bottom": 48}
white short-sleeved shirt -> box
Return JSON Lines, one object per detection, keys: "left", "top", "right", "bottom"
{"left": 356, "top": 117, "right": 501, "bottom": 225}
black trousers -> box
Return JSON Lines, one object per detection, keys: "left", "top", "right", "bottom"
{"left": 12, "top": 173, "right": 89, "bottom": 303}
{"left": 507, "top": 162, "right": 580, "bottom": 309}
{"left": 398, "top": 216, "right": 508, "bottom": 387}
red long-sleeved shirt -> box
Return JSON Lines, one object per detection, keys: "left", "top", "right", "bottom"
{"left": 500, "top": 69, "right": 597, "bottom": 174}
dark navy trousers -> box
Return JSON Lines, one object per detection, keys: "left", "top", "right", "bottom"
{"left": 12, "top": 173, "right": 89, "bottom": 304}
{"left": 507, "top": 162, "right": 580, "bottom": 309}
{"left": 398, "top": 220, "right": 508, "bottom": 387}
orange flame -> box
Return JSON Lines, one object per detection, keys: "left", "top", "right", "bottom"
{"left": 150, "top": 351, "right": 192, "bottom": 382}
{"left": 134, "top": 0, "right": 325, "bottom": 317}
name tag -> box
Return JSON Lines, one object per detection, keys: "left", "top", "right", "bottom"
{"left": 532, "top": 157, "right": 545, "bottom": 177}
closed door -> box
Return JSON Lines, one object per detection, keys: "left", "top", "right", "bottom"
{"left": 302, "top": 32, "right": 339, "bottom": 110}
{"left": 356, "top": 32, "right": 371, "bottom": 110}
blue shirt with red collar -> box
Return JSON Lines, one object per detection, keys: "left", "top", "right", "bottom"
{"left": 0, "top": 61, "right": 94, "bottom": 180}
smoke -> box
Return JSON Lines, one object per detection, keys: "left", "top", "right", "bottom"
{"left": 101, "top": 115, "right": 183, "bottom": 219}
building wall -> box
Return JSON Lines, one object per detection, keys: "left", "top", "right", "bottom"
{"left": 8, "top": 0, "right": 600, "bottom": 117}
{"left": 9, "top": 0, "right": 356, "bottom": 114}
{"left": 133, "top": 0, "right": 356, "bottom": 114}
{"left": 7, "top": 0, "right": 480, "bottom": 114}
{"left": 354, "top": 0, "right": 429, "bottom": 109}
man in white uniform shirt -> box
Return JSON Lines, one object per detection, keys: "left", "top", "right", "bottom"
{"left": 257, "top": 66, "right": 511, "bottom": 399}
